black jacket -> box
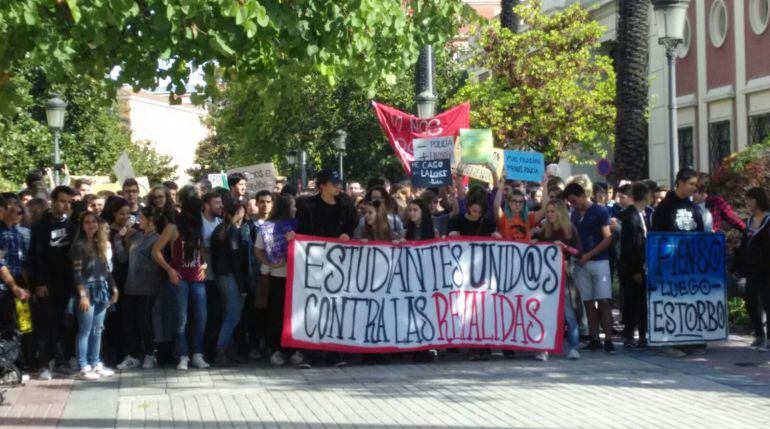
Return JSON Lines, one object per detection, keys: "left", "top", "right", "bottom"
{"left": 28, "top": 211, "right": 75, "bottom": 295}
{"left": 210, "top": 224, "right": 249, "bottom": 292}
{"left": 735, "top": 214, "right": 770, "bottom": 277}
{"left": 651, "top": 191, "right": 704, "bottom": 232}
{"left": 619, "top": 205, "right": 646, "bottom": 278}
{"left": 295, "top": 194, "right": 357, "bottom": 238}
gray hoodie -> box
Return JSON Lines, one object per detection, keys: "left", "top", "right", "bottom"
{"left": 124, "top": 231, "right": 164, "bottom": 296}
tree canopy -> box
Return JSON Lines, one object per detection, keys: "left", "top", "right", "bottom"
{"left": 451, "top": 0, "right": 616, "bottom": 163}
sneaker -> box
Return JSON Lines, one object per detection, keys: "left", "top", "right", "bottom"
{"left": 604, "top": 341, "right": 616, "bottom": 355}
{"left": 142, "top": 355, "right": 157, "bottom": 369}
{"left": 38, "top": 368, "right": 53, "bottom": 381}
{"left": 582, "top": 340, "right": 602, "bottom": 351}
{"left": 191, "top": 353, "right": 210, "bottom": 369}
{"left": 117, "top": 355, "right": 141, "bottom": 370}
{"left": 635, "top": 339, "right": 649, "bottom": 349}
{"left": 270, "top": 351, "right": 285, "bottom": 367}
{"left": 289, "top": 351, "right": 304, "bottom": 366}
{"left": 333, "top": 360, "right": 349, "bottom": 368}
{"left": 177, "top": 356, "right": 189, "bottom": 371}
{"left": 298, "top": 363, "right": 312, "bottom": 370}
{"left": 534, "top": 352, "right": 549, "bottom": 361}
{"left": 214, "top": 349, "right": 235, "bottom": 367}
{"left": 750, "top": 337, "right": 764, "bottom": 349}
{"left": 758, "top": 341, "right": 770, "bottom": 352}
{"left": 503, "top": 350, "right": 517, "bottom": 359}
{"left": 93, "top": 363, "right": 114, "bottom": 377}
{"left": 567, "top": 349, "right": 581, "bottom": 360}
{"left": 78, "top": 366, "right": 99, "bottom": 381}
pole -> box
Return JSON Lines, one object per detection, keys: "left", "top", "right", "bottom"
{"left": 664, "top": 40, "right": 680, "bottom": 188}
{"left": 300, "top": 150, "right": 307, "bottom": 190}
{"left": 53, "top": 129, "right": 61, "bottom": 186}
{"left": 338, "top": 151, "right": 344, "bottom": 185}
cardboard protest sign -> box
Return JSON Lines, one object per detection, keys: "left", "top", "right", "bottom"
{"left": 112, "top": 152, "right": 135, "bottom": 186}
{"left": 259, "top": 219, "right": 298, "bottom": 265}
{"left": 646, "top": 233, "right": 728, "bottom": 345}
{"left": 459, "top": 129, "right": 494, "bottom": 164}
{"left": 463, "top": 148, "right": 504, "bottom": 183}
{"left": 372, "top": 101, "right": 470, "bottom": 175}
{"left": 283, "top": 235, "right": 565, "bottom": 353}
{"left": 228, "top": 163, "right": 277, "bottom": 193}
{"left": 411, "top": 159, "right": 452, "bottom": 187}
{"left": 413, "top": 136, "right": 459, "bottom": 167}
{"left": 208, "top": 173, "right": 229, "bottom": 190}
{"left": 504, "top": 150, "right": 544, "bottom": 183}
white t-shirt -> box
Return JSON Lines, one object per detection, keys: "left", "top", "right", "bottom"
{"left": 254, "top": 229, "right": 287, "bottom": 278}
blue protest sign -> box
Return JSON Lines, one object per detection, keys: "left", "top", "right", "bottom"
{"left": 646, "top": 232, "right": 728, "bottom": 345}
{"left": 503, "top": 150, "right": 544, "bottom": 182}
{"left": 259, "top": 219, "right": 298, "bottom": 265}
{"left": 410, "top": 159, "right": 452, "bottom": 187}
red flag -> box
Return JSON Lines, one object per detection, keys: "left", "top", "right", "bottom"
{"left": 372, "top": 101, "right": 470, "bottom": 174}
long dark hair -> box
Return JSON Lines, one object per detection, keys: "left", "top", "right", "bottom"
{"left": 178, "top": 194, "right": 203, "bottom": 264}
{"left": 269, "top": 194, "right": 295, "bottom": 222}
{"left": 405, "top": 199, "right": 435, "bottom": 240}
{"left": 102, "top": 196, "right": 129, "bottom": 224}
{"left": 364, "top": 186, "right": 397, "bottom": 215}
{"left": 149, "top": 185, "right": 176, "bottom": 226}
{"left": 217, "top": 197, "right": 244, "bottom": 240}
{"left": 746, "top": 187, "right": 770, "bottom": 212}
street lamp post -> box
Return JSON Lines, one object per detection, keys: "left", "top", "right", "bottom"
{"left": 652, "top": 0, "right": 691, "bottom": 187}
{"left": 285, "top": 151, "right": 297, "bottom": 185}
{"left": 333, "top": 129, "right": 348, "bottom": 187}
{"left": 299, "top": 150, "right": 308, "bottom": 190}
{"left": 45, "top": 94, "right": 67, "bottom": 186}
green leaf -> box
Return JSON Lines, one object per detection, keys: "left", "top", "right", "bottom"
{"left": 66, "top": 0, "right": 82, "bottom": 22}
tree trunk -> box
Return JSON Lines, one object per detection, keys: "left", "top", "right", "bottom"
{"left": 501, "top": 0, "right": 518, "bottom": 33}
{"left": 613, "top": 0, "right": 650, "bottom": 181}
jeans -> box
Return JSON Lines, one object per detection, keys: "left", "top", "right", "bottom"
{"left": 174, "top": 279, "right": 207, "bottom": 357}
{"left": 564, "top": 289, "right": 580, "bottom": 349}
{"left": 216, "top": 275, "right": 244, "bottom": 349}
{"left": 76, "top": 302, "right": 108, "bottom": 369}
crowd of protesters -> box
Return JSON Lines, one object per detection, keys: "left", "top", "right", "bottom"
{"left": 1, "top": 161, "right": 769, "bottom": 382}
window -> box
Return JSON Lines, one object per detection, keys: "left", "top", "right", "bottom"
{"left": 679, "top": 17, "right": 692, "bottom": 58}
{"left": 678, "top": 126, "right": 695, "bottom": 169}
{"left": 710, "top": 0, "right": 729, "bottom": 48}
{"left": 708, "top": 120, "right": 732, "bottom": 172}
{"left": 750, "top": 0, "right": 770, "bottom": 35}
{"left": 749, "top": 113, "right": 770, "bottom": 145}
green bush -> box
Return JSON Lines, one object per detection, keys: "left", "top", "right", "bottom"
{"left": 728, "top": 297, "right": 751, "bottom": 334}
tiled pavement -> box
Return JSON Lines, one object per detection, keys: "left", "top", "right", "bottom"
{"left": 2, "top": 336, "right": 770, "bottom": 429}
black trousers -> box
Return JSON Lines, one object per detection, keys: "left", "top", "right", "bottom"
{"left": 266, "top": 276, "right": 286, "bottom": 352}
{"left": 122, "top": 294, "right": 156, "bottom": 358}
{"left": 621, "top": 273, "right": 647, "bottom": 342}
{"left": 745, "top": 275, "right": 770, "bottom": 339}
{"left": 204, "top": 280, "right": 222, "bottom": 359}
{"left": 32, "top": 294, "right": 74, "bottom": 367}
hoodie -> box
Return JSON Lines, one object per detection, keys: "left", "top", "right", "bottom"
{"left": 651, "top": 191, "right": 705, "bottom": 232}
{"left": 28, "top": 210, "right": 75, "bottom": 296}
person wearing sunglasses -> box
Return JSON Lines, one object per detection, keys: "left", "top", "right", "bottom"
{"left": 493, "top": 173, "right": 538, "bottom": 242}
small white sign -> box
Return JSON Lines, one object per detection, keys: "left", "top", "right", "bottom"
{"left": 112, "top": 152, "right": 135, "bottom": 185}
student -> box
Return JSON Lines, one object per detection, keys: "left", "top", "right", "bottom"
{"left": 255, "top": 195, "right": 299, "bottom": 367}
{"left": 561, "top": 182, "right": 615, "bottom": 354}
{"left": 105, "top": 197, "right": 133, "bottom": 364}
{"left": 619, "top": 183, "right": 651, "bottom": 349}
{"left": 651, "top": 168, "right": 704, "bottom": 233}
{"left": 0, "top": 195, "right": 32, "bottom": 335}
{"left": 147, "top": 185, "right": 176, "bottom": 227}
{"left": 200, "top": 192, "right": 223, "bottom": 360}
{"left": 354, "top": 200, "right": 399, "bottom": 241}
{"left": 228, "top": 173, "right": 248, "bottom": 202}
{"left": 211, "top": 198, "right": 249, "bottom": 365}
{"left": 70, "top": 212, "right": 119, "bottom": 380}
{"left": 360, "top": 186, "right": 404, "bottom": 236}
{"left": 734, "top": 187, "right": 770, "bottom": 351}
{"left": 117, "top": 207, "right": 164, "bottom": 370}
{"left": 493, "top": 173, "right": 538, "bottom": 241}
{"left": 152, "top": 194, "right": 210, "bottom": 370}
{"left": 122, "top": 179, "right": 142, "bottom": 226}
{"left": 74, "top": 178, "right": 92, "bottom": 199}
{"left": 533, "top": 199, "right": 582, "bottom": 361}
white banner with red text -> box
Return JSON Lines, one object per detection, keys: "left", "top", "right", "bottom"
{"left": 283, "top": 235, "right": 565, "bottom": 353}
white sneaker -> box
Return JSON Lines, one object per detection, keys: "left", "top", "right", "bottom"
{"left": 38, "top": 368, "right": 53, "bottom": 381}
{"left": 93, "top": 363, "right": 114, "bottom": 377}
{"left": 177, "top": 356, "right": 189, "bottom": 371}
{"left": 142, "top": 355, "right": 157, "bottom": 369}
{"left": 191, "top": 353, "right": 210, "bottom": 369}
{"left": 289, "top": 351, "right": 304, "bottom": 366}
{"left": 117, "top": 356, "right": 141, "bottom": 370}
{"left": 78, "top": 365, "right": 99, "bottom": 381}
{"left": 534, "top": 352, "right": 549, "bottom": 361}
{"left": 567, "top": 349, "right": 581, "bottom": 360}
{"left": 270, "top": 351, "right": 285, "bottom": 367}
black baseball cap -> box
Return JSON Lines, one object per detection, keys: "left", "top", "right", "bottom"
{"left": 316, "top": 169, "right": 342, "bottom": 185}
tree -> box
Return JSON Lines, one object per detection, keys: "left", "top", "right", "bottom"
{"left": 451, "top": 0, "right": 616, "bottom": 163}
{"left": 0, "top": 1, "right": 473, "bottom": 113}
{"left": 613, "top": 0, "right": 650, "bottom": 180}
{"left": 200, "top": 48, "right": 467, "bottom": 185}
{"left": 0, "top": 64, "right": 176, "bottom": 189}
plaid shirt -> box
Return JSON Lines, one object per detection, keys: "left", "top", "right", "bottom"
{"left": 706, "top": 195, "right": 746, "bottom": 233}
{"left": 0, "top": 223, "right": 25, "bottom": 291}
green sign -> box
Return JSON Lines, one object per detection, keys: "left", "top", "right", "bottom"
{"left": 459, "top": 129, "right": 494, "bottom": 164}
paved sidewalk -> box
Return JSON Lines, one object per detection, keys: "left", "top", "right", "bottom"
{"left": 2, "top": 338, "right": 769, "bottom": 428}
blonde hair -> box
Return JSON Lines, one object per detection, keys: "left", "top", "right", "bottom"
{"left": 568, "top": 174, "right": 593, "bottom": 199}
{"left": 75, "top": 211, "right": 110, "bottom": 262}
{"left": 364, "top": 200, "right": 392, "bottom": 241}
{"left": 543, "top": 200, "right": 573, "bottom": 241}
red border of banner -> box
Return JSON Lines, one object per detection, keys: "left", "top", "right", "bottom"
{"left": 282, "top": 234, "right": 565, "bottom": 354}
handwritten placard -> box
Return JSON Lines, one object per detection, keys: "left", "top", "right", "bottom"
{"left": 411, "top": 159, "right": 452, "bottom": 187}
{"left": 463, "top": 148, "right": 504, "bottom": 184}
{"left": 459, "top": 129, "right": 493, "bottom": 164}
{"left": 229, "top": 163, "right": 277, "bottom": 193}
{"left": 646, "top": 232, "right": 728, "bottom": 345}
{"left": 208, "top": 173, "right": 228, "bottom": 190}
{"left": 504, "top": 150, "right": 544, "bottom": 182}
{"left": 413, "top": 136, "right": 457, "bottom": 167}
